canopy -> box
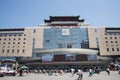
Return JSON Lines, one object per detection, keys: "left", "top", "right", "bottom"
{"left": 20, "top": 65, "right": 28, "bottom": 69}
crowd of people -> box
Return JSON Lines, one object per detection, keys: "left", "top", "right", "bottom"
{"left": 16, "top": 66, "right": 120, "bottom": 80}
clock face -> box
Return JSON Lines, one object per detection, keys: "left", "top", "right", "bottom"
{"left": 62, "top": 29, "right": 70, "bottom": 35}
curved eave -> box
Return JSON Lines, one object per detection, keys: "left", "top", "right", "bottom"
{"left": 33, "top": 48, "right": 98, "bottom": 55}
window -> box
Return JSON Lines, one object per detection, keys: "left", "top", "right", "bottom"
{"left": 19, "top": 34, "right": 21, "bottom": 36}
{"left": 107, "top": 48, "right": 109, "bottom": 52}
{"left": 94, "top": 29, "right": 97, "bottom": 32}
{"left": 112, "top": 48, "right": 114, "bottom": 51}
{"left": 12, "top": 49, "right": 14, "bottom": 53}
{"left": 117, "top": 48, "right": 119, "bottom": 51}
{"left": 8, "top": 42, "right": 10, "bottom": 44}
{"left": 33, "top": 29, "right": 36, "bottom": 33}
{"left": 23, "top": 42, "right": 25, "bottom": 44}
{"left": 14, "top": 34, "right": 16, "bottom": 36}
{"left": 67, "top": 44, "right": 72, "bottom": 48}
{"left": 106, "top": 41, "right": 108, "bottom": 43}
{"left": 7, "top": 49, "right": 9, "bottom": 53}
{"left": 9, "top": 34, "right": 12, "bottom": 36}
{"left": 3, "top": 42, "right": 6, "bottom": 44}
{"left": 2, "top": 49, "right": 4, "bottom": 53}
{"left": 22, "top": 49, "right": 25, "bottom": 53}
{"left": 115, "top": 37, "right": 117, "bottom": 39}
{"left": 18, "top": 38, "right": 21, "bottom": 40}
{"left": 105, "top": 37, "right": 107, "bottom": 39}
{"left": 17, "top": 49, "right": 19, "bottom": 53}
{"left": 18, "top": 42, "right": 20, "bottom": 44}
{"left": 24, "top": 38, "right": 26, "bottom": 40}
{"left": 115, "top": 41, "right": 118, "bottom": 43}
{"left": 58, "top": 44, "right": 64, "bottom": 48}
{"left": 13, "top": 42, "right": 15, "bottom": 44}
{"left": 46, "top": 40, "right": 50, "bottom": 43}
{"left": 111, "top": 41, "right": 113, "bottom": 43}
{"left": 110, "top": 37, "right": 112, "bottom": 39}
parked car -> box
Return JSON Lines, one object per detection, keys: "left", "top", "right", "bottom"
{"left": 0, "top": 72, "right": 4, "bottom": 77}
{"left": 0, "top": 65, "right": 17, "bottom": 77}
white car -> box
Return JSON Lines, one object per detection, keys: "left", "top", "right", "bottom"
{"left": 0, "top": 67, "right": 17, "bottom": 77}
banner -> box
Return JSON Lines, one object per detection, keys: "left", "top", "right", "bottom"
{"left": 62, "top": 29, "right": 70, "bottom": 35}
{"left": 42, "top": 54, "right": 54, "bottom": 62}
{"left": 65, "top": 53, "right": 76, "bottom": 61}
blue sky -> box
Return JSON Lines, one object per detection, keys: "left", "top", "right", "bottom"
{"left": 0, "top": 0, "right": 120, "bottom": 28}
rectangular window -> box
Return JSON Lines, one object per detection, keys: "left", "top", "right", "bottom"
{"left": 22, "top": 49, "right": 25, "bottom": 53}
{"left": 94, "top": 29, "right": 97, "bottom": 32}
{"left": 23, "top": 42, "right": 25, "bottom": 44}
{"left": 7, "top": 49, "right": 9, "bottom": 53}
{"left": 117, "top": 48, "right": 119, "bottom": 51}
{"left": 112, "top": 48, "right": 114, "bottom": 51}
{"left": 58, "top": 44, "right": 64, "bottom": 48}
{"left": 3, "top": 42, "right": 6, "bottom": 44}
{"left": 33, "top": 29, "right": 36, "bottom": 33}
{"left": 19, "top": 34, "right": 21, "bottom": 36}
{"left": 12, "top": 49, "right": 14, "bottom": 53}
{"left": 17, "top": 49, "right": 19, "bottom": 53}
{"left": 18, "top": 42, "right": 20, "bottom": 44}
{"left": 46, "top": 40, "right": 50, "bottom": 43}
{"left": 13, "top": 42, "right": 15, "bottom": 44}
{"left": 67, "top": 44, "right": 72, "bottom": 48}
{"left": 107, "top": 48, "right": 109, "bottom": 52}
{"left": 2, "top": 49, "right": 4, "bottom": 53}
{"left": 8, "top": 42, "right": 10, "bottom": 44}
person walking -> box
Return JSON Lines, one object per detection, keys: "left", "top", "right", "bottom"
{"left": 89, "top": 68, "right": 93, "bottom": 76}
{"left": 106, "top": 68, "right": 110, "bottom": 75}
{"left": 71, "top": 68, "right": 75, "bottom": 77}
{"left": 77, "top": 69, "right": 83, "bottom": 80}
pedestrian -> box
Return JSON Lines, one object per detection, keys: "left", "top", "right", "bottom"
{"left": 19, "top": 69, "right": 23, "bottom": 76}
{"left": 89, "top": 68, "right": 93, "bottom": 76}
{"left": 71, "top": 68, "right": 75, "bottom": 76}
{"left": 77, "top": 69, "right": 83, "bottom": 80}
{"left": 118, "top": 69, "right": 120, "bottom": 74}
{"left": 106, "top": 68, "right": 110, "bottom": 75}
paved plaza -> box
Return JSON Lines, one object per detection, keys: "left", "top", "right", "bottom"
{"left": 0, "top": 71, "right": 120, "bottom": 80}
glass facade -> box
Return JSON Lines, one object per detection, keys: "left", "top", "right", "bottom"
{"left": 43, "top": 27, "right": 89, "bottom": 49}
